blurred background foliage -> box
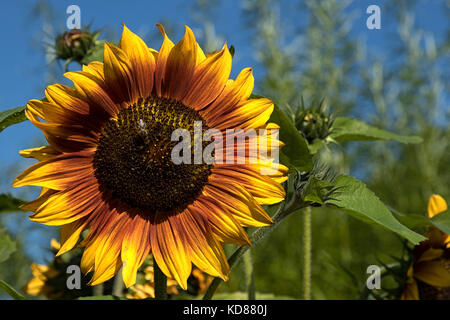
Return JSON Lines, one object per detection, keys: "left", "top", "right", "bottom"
{"left": 0, "top": 0, "right": 448, "bottom": 299}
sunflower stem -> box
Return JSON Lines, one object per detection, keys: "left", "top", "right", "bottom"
{"left": 92, "top": 283, "right": 104, "bottom": 296}
{"left": 112, "top": 268, "right": 124, "bottom": 297}
{"left": 303, "top": 206, "right": 312, "bottom": 300}
{"left": 243, "top": 250, "right": 255, "bottom": 300}
{"left": 203, "top": 194, "right": 303, "bottom": 300}
{"left": 153, "top": 257, "right": 167, "bottom": 300}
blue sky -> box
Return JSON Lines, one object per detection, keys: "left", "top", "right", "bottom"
{"left": 0, "top": 0, "right": 447, "bottom": 263}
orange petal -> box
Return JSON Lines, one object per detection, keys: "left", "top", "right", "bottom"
{"left": 182, "top": 43, "right": 232, "bottom": 110}
{"left": 65, "top": 71, "right": 120, "bottom": 117}
{"left": 154, "top": 24, "right": 174, "bottom": 97}
{"left": 178, "top": 209, "right": 229, "bottom": 280}
{"left": 192, "top": 195, "right": 251, "bottom": 245}
{"left": 89, "top": 215, "right": 129, "bottom": 285}
{"left": 150, "top": 215, "right": 192, "bottom": 290}
{"left": 119, "top": 25, "right": 155, "bottom": 98}
{"left": 103, "top": 42, "right": 137, "bottom": 104}
{"left": 19, "top": 146, "right": 59, "bottom": 161}
{"left": 204, "top": 181, "right": 272, "bottom": 227}
{"left": 12, "top": 152, "right": 94, "bottom": 190}
{"left": 20, "top": 188, "right": 57, "bottom": 212}
{"left": 211, "top": 98, "right": 274, "bottom": 130}
{"left": 201, "top": 67, "right": 254, "bottom": 122}
{"left": 29, "top": 179, "right": 101, "bottom": 225}
{"left": 57, "top": 218, "right": 89, "bottom": 256}
{"left": 162, "top": 26, "right": 198, "bottom": 100}
{"left": 26, "top": 100, "right": 99, "bottom": 139}
{"left": 82, "top": 61, "right": 105, "bottom": 80}
{"left": 121, "top": 215, "right": 151, "bottom": 288}
{"left": 417, "top": 248, "right": 444, "bottom": 263}
{"left": 211, "top": 166, "right": 286, "bottom": 205}
{"left": 45, "top": 84, "right": 91, "bottom": 115}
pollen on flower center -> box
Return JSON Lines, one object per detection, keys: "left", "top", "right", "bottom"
{"left": 93, "top": 96, "right": 212, "bottom": 215}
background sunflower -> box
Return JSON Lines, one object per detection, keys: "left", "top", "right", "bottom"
{"left": 0, "top": 0, "right": 448, "bottom": 300}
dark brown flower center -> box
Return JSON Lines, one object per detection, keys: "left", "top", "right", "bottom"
{"left": 93, "top": 97, "right": 211, "bottom": 215}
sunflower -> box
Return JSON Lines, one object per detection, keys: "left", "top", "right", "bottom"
{"left": 22, "top": 239, "right": 95, "bottom": 299}
{"left": 13, "top": 24, "right": 287, "bottom": 289}
{"left": 401, "top": 194, "right": 450, "bottom": 300}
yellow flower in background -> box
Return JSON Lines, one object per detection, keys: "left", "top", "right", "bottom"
{"left": 126, "top": 264, "right": 179, "bottom": 299}
{"left": 126, "top": 263, "right": 212, "bottom": 299}
{"left": 13, "top": 24, "right": 287, "bottom": 290}
{"left": 401, "top": 194, "right": 450, "bottom": 300}
{"left": 22, "top": 263, "right": 61, "bottom": 299}
{"left": 190, "top": 268, "right": 213, "bottom": 295}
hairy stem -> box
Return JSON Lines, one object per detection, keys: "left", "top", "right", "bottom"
{"left": 303, "top": 206, "right": 312, "bottom": 300}
{"left": 243, "top": 250, "right": 255, "bottom": 300}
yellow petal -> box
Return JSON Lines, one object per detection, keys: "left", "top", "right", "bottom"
{"left": 211, "top": 166, "right": 286, "bottom": 205}
{"left": 150, "top": 215, "right": 192, "bottom": 290}
{"left": 201, "top": 67, "right": 254, "bottom": 122}
{"left": 212, "top": 98, "right": 274, "bottom": 130}
{"left": 162, "top": 26, "right": 198, "bottom": 100}
{"left": 414, "top": 260, "right": 450, "bottom": 287}
{"left": 82, "top": 61, "right": 105, "bottom": 80}
{"left": 29, "top": 180, "right": 100, "bottom": 226}
{"left": 89, "top": 217, "right": 128, "bottom": 285}
{"left": 119, "top": 25, "right": 155, "bottom": 98}
{"left": 179, "top": 209, "right": 229, "bottom": 280}
{"left": 57, "top": 218, "right": 89, "bottom": 256}
{"left": 417, "top": 248, "right": 444, "bottom": 263}
{"left": 204, "top": 182, "right": 272, "bottom": 227}
{"left": 103, "top": 42, "right": 137, "bottom": 103}
{"left": 65, "top": 71, "right": 120, "bottom": 117}
{"left": 45, "top": 84, "right": 91, "bottom": 115}
{"left": 154, "top": 24, "right": 174, "bottom": 96}
{"left": 428, "top": 194, "right": 448, "bottom": 218}
{"left": 19, "top": 146, "right": 59, "bottom": 161}
{"left": 13, "top": 153, "right": 94, "bottom": 190}
{"left": 121, "top": 216, "right": 151, "bottom": 288}
{"left": 192, "top": 196, "right": 251, "bottom": 246}
{"left": 183, "top": 43, "right": 232, "bottom": 110}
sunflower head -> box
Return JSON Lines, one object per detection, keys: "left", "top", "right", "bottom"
{"left": 14, "top": 23, "right": 287, "bottom": 290}
{"left": 401, "top": 194, "right": 450, "bottom": 300}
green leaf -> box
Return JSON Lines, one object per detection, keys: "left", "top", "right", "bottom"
{"left": 326, "top": 175, "right": 426, "bottom": 244}
{"left": 0, "top": 280, "right": 25, "bottom": 300}
{"left": 0, "top": 194, "right": 26, "bottom": 213}
{"left": 302, "top": 177, "right": 334, "bottom": 205}
{"left": 0, "top": 106, "right": 27, "bottom": 133}
{"left": 250, "top": 94, "right": 312, "bottom": 171}
{"left": 330, "top": 117, "right": 423, "bottom": 144}
{"left": 0, "top": 229, "right": 16, "bottom": 263}
{"left": 431, "top": 209, "right": 450, "bottom": 234}
{"left": 393, "top": 212, "right": 431, "bottom": 230}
